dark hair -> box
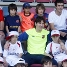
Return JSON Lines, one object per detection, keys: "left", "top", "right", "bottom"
{"left": 36, "top": 3, "right": 45, "bottom": 14}
{"left": 8, "top": 3, "right": 17, "bottom": 13}
{"left": 55, "top": 0, "right": 64, "bottom": 6}
{"left": 35, "top": 16, "right": 45, "bottom": 24}
{"left": 41, "top": 56, "right": 52, "bottom": 64}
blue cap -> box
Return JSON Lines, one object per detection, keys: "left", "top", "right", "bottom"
{"left": 23, "top": 2, "right": 32, "bottom": 8}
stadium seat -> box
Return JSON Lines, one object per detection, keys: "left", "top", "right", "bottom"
{"left": 2, "top": 6, "right": 9, "bottom": 17}
{"left": 2, "top": 0, "right": 17, "bottom": 2}
{"left": 52, "top": 0, "right": 67, "bottom": 3}
{"left": 45, "top": 7, "right": 54, "bottom": 13}
{"left": 36, "top": 0, "right": 50, "bottom": 3}
{"left": 30, "top": 64, "right": 42, "bottom": 67}
{"left": 19, "top": 0, "right": 34, "bottom": 2}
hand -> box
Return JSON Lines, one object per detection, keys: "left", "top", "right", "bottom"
{"left": 60, "top": 31, "right": 66, "bottom": 37}
{"left": 4, "top": 41, "right": 10, "bottom": 50}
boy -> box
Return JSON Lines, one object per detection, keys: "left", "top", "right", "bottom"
{"left": 5, "top": 3, "right": 21, "bottom": 35}
{"left": 14, "top": 60, "right": 27, "bottom": 67}
{"left": 3, "top": 31, "right": 25, "bottom": 67}
{"left": 18, "top": 16, "right": 58, "bottom": 67}
{"left": 48, "top": 0, "right": 67, "bottom": 41}
{"left": 0, "top": 57, "right": 4, "bottom": 67}
{"left": 45, "top": 30, "right": 67, "bottom": 67}
{"left": 62, "top": 59, "right": 67, "bottom": 67}
{"left": 34, "top": 3, "right": 49, "bottom": 30}
{"left": 41, "top": 56, "right": 52, "bottom": 67}
{"left": 19, "top": 2, "right": 34, "bottom": 32}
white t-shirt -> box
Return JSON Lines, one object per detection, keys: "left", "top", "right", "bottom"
{"left": 3, "top": 41, "right": 24, "bottom": 66}
{"left": 48, "top": 9, "right": 67, "bottom": 30}
{"left": 45, "top": 41, "right": 67, "bottom": 62}
{"left": 3, "top": 41, "right": 23, "bottom": 57}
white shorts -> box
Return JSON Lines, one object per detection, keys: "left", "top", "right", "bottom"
{"left": 54, "top": 53, "right": 67, "bottom": 62}
{"left": 6, "top": 55, "right": 25, "bottom": 66}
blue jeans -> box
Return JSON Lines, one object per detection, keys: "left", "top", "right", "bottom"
{"left": 22, "top": 52, "right": 58, "bottom": 67}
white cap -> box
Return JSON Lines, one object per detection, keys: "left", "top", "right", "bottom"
{"left": 51, "top": 30, "right": 60, "bottom": 36}
{"left": 9, "top": 31, "right": 19, "bottom": 36}
{"left": 6, "top": 31, "right": 19, "bottom": 40}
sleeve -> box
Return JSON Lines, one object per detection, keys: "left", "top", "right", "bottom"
{"left": 0, "top": 41, "right": 2, "bottom": 53}
{"left": 45, "top": 43, "right": 51, "bottom": 53}
{"left": 18, "top": 32, "right": 28, "bottom": 42}
{"left": 17, "top": 41, "right": 23, "bottom": 54}
{"left": 48, "top": 12, "right": 54, "bottom": 23}
{"left": 0, "top": 10, "right": 4, "bottom": 22}
{"left": 3, "top": 49, "right": 8, "bottom": 57}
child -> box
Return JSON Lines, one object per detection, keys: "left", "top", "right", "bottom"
{"left": 45, "top": 30, "right": 67, "bottom": 67}
{"left": 14, "top": 60, "right": 27, "bottom": 67}
{"left": 5, "top": 3, "right": 21, "bottom": 35}
{"left": 19, "top": 2, "right": 34, "bottom": 32}
{"left": 62, "top": 59, "right": 67, "bottom": 67}
{"left": 3, "top": 31, "right": 25, "bottom": 67}
{"left": 0, "top": 57, "right": 4, "bottom": 67}
{"left": 34, "top": 3, "right": 49, "bottom": 30}
{"left": 41, "top": 56, "right": 52, "bottom": 67}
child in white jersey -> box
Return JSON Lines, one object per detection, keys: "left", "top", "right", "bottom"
{"left": 45, "top": 30, "right": 67, "bottom": 67}
{"left": 3, "top": 31, "right": 25, "bottom": 67}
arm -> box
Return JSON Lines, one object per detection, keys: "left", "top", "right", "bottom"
{"left": 0, "top": 21, "right": 4, "bottom": 30}
{"left": 49, "top": 23, "right": 56, "bottom": 30}
{"left": 18, "top": 26, "right": 21, "bottom": 33}
{"left": 44, "top": 52, "right": 53, "bottom": 59}
{"left": 45, "top": 42, "right": 53, "bottom": 58}
{"left": 0, "top": 9, "right": 4, "bottom": 30}
{"left": 6, "top": 26, "right": 9, "bottom": 34}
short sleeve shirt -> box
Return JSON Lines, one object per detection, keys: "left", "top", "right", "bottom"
{"left": 48, "top": 9, "right": 67, "bottom": 30}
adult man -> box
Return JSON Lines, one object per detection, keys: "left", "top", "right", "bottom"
{"left": 48, "top": 0, "right": 67, "bottom": 41}
{"left": 18, "top": 16, "right": 57, "bottom": 67}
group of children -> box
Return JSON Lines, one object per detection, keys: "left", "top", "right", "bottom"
{"left": 0, "top": 1, "right": 67, "bottom": 67}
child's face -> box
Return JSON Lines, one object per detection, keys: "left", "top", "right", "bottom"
{"left": 0, "top": 64, "right": 4, "bottom": 67}
{"left": 51, "top": 36, "right": 60, "bottom": 42}
{"left": 11, "top": 35, "right": 18, "bottom": 44}
{"left": 23, "top": 8, "right": 30, "bottom": 14}
{"left": 43, "top": 61, "right": 52, "bottom": 67}
{"left": 38, "top": 7, "right": 44, "bottom": 15}
{"left": 62, "top": 62, "right": 67, "bottom": 67}
{"left": 35, "top": 20, "right": 44, "bottom": 31}
{"left": 10, "top": 9, "right": 16, "bottom": 16}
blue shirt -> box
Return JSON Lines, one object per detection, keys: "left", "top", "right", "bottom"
{"left": 5, "top": 15, "right": 20, "bottom": 31}
{"left": 33, "top": 13, "right": 49, "bottom": 28}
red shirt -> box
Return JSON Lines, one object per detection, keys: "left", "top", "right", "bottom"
{"left": 0, "top": 9, "right": 4, "bottom": 22}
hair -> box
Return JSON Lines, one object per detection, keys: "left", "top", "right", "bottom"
{"left": 36, "top": 3, "right": 45, "bottom": 14}
{"left": 41, "top": 56, "right": 52, "bottom": 64}
{"left": 35, "top": 16, "right": 45, "bottom": 24}
{"left": 8, "top": 3, "right": 17, "bottom": 13}
{"left": 55, "top": 0, "right": 64, "bottom": 6}
{"left": 0, "top": 62, "right": 4, "bottom": 64}
{"left": 14, "top": 63, "right": 26, "bottom": 67}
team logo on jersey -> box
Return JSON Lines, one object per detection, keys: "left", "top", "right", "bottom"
{"left": 42, "top": 35, "right": 45, "bottom": 38}
{"left": 16, "top": 20, "right": 19, "bottom": 23}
